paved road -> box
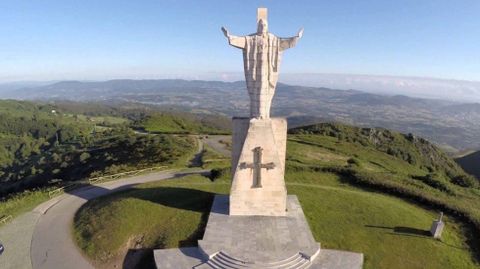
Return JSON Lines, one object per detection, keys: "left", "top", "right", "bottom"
{"left": 0, "top": 210, "right": 40, "bottom": 269}
{"left": 0, "top": 169, "right": 206, "bottom": 269}
{"left": 0, "top": 135, "right": 222, "bottom": 269}
{"left": 189, "top": 136, "right": 204, "bottom": 167}
{"left": 202, "top": 135, "right": 231, "bottom": 157}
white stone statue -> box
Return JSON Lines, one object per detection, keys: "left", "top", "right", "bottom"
{"left": 222, "top": 15, "right": 303, "bottom": 119}
{"left": 223, "top": 8, "right": 303, "bottom": 216}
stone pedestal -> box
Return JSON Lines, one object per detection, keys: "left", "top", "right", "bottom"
{"left": 152, "top": 8, "right": 365, "bottom": 268}
{"left": 230, "top": 117, "right": 287, "bottom": 216}
{"left": 430, "top": 220, "right": 445, "bottom": 239}
{"left": 154, "top": 195, "right": 364, "bottom": 269}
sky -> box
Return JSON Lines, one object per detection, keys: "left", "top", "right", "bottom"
{"left": 1, "top": 0, "right": 479, "bottom": 83}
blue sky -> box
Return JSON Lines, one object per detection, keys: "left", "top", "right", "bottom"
{"left": 1, "top": 0, "right": 479, "bottom": 82}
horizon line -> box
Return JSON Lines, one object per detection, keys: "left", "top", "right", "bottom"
{"left": 1, "top": 72, "right": 480, "bottom": 84}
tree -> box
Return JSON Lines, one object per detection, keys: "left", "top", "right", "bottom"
{"left": 451, "top": 174, "right": 479, "bottom": 188}
{"left": 79, "top": 152, "right": 91, "bottom": 163}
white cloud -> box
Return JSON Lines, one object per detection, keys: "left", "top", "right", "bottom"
{"left": 279, "top": 73, "right": 480, "bottom": 103}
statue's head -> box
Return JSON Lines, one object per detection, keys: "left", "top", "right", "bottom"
{"left": 257, "top": 19, "right": 268, "bottom": 34}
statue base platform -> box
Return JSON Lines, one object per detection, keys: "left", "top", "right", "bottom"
{"left": 154, "top": 195, "right": 364, "bottom": 268}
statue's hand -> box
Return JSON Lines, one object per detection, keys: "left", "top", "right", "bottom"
{"left": 297, "top": 28, "right": 304, "bottom": 39}
{"left": 221, "top": 27, "right": 230, "bottom": 38}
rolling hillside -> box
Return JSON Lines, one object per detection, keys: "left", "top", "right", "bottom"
{"left": 0, "top": 100, "right": 203, "bottom": 197}
{"left": 134, "top": 112, "right": 230, "bottom": 134}
{"left": 73, "top": 121, "right": 480, "bottom": 269}
{"left": 2, "top": 79, "right": 480, "bottom": 151}
{"left": 288, "top": 123, "right": 480, "bottom": 248}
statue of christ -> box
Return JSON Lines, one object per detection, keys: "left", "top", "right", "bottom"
{"left": 222, "top": 8, "right": 303, "bottom": 119}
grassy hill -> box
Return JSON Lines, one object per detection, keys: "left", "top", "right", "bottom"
{"left": 0, "top": 99, "right": 232, "bottom": 198}
{"left": 74, "top": 175, "right": 479, "bottom": 269}
{"left": 7, "top": 79, "right": 480, "bottom": 151}
{"left": 456, "top": 150, "right": 480, "bottom": 180}
{"left": 288, "top": 123, "right": 480, "bottom": 223}
{"left": 134, "top": 112, "right": 230, "bottom": 134}
{"left": 0, "top": 100, "right": 198, "bottom": 197}
{"left": 73, "top": 122, "right": 480, "bottom": 269}
{"left": 289, "top": 123, "right": 477, "bottom": 185}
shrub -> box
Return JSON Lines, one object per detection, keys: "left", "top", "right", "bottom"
{"left": 347, "top": 158, "right": 360, "bottom": 166}
{"left": 79, "top": 152, "right": 91, "bottom": 163}
{"left": 451, "top": 174, "right": 479, "bottom": 188}
{"left": 412, "top": 173, "right": 453, "bottom": 194}
{"left": 209, "top": 168, "right": 224, "bottom": 182}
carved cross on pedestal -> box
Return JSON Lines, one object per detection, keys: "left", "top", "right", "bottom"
{"left": 240, "top": 146, "right": 275, "bottom": 188}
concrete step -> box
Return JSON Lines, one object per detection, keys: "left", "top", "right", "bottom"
{"left": 195, "top": 251, "right": 311, "bottom": 269}
{"left": 261, "top": 253, "right": 305, "bottom": 268}
{"left": 214, "top": 253, "right": 249, "bottom": 268}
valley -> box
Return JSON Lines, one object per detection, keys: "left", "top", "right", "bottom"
{"left": 2, "top": 79, "right": 480, "bottom": 152}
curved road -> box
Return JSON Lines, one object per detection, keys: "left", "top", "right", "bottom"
{"left": 0, "top": 169, "right": 205, "bottom": 269}
{"left": 0, "top": 136, "right": 226, "bottom": 269}
{"left": 202, "top": 135, "right": 231, "bottom": 157}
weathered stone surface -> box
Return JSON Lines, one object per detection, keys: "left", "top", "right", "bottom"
{"left": 257, "top": 7, "right": 267, "bottom": 23}
{"left": 154, "top": 195, "right": 364, "bottom": 268}
{"left": 153, "top": 8, "right": 365, "bottom": 268}
{"left": 154, "top": 247, "right": 206, "bottom": 268}
{"left": 430, "top": 212, "right": 445, "bottom": 239}
{"left": 199, "top": 195, "right": 320, "bottom": 263}
{"left": 230, "top": 117, "right": 287, "bottom": 216}
{"left": 222, "top": 7, "right": 301, "bottom": 216}
{"left": 430, "top": 220, "right": 445, "bottom": 239}
{"left": 222, "top": 9, "right": 302, "bottom": 119}
{"left": 310, "top": 250, "right": 364, "bottom": 269}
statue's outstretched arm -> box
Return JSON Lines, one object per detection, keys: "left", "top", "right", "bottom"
{"left": 221, "top": 27, "right": 246, "bottom": 49}
{"left": 279, "top": 28, "right": 304, "bottom": 51}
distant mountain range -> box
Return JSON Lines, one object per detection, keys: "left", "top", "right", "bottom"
{"left": 1, "top": 79, "right": 480, "bottom": 152}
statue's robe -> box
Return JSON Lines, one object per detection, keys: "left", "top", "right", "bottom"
{"left": 244, "top": 33, "right": 280, "bottom": 90}
{"left": 228, "top": 33, "right": 298, "bottom": 118}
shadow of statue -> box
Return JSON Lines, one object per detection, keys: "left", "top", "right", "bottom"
{"left": 116, "top": 187, "right": 218, "bottom": 269}
{"left": 393, "top": 226, "right": 431, "bottom": 236}
{"left": 126, "top": 186, "right": 216, "bottom": 213}
{"left": 123, "top": 248, "right": 155, "bottom": 269}
{"left": 365, "top": 224, "right": 430, "bottom": 237}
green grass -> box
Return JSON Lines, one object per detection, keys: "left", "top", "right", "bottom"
{"left": 73, "top": 176, "right": 230, "bottom": 266}
{"left": 200, "top": 143, "right": 230, "bottom": 169}
{"left": 67, "top": 122, "right": 480, "bottom": 268}
{"left": 73, "top": 173, "right": 479, "bottom": 269}
{"left": 286, "top": 171, "right": 478, "bottom": 269}
{"left": 138, "top": 113, "right": 228, "bottom": 134}
{"left": 0, "top": 189, "right": 52, "bottom": 224}
{"left": 75, "top": 115, "right": 128, "bottom": 125}
{"left": 287, "top": 131, "right": 480, "bottom": 239}
{"left": 0, "top": 133, "right": 198, "bottom": 225}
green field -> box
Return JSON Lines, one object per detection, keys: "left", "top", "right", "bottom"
{"left": 73, "top": 173, "right": 479, "bottom": 269}
{"left": 74, "top": 124, "right": 480, "bottom": 268}
{"left": 0, "top": 189, "right": 52, "bottom": 225}
{"left": 200, "top": 143, "right": 230, "bottom": 169}
{"left": 137, "top": 113, "right": 229, "bottom": 134}
{"left": 287, "top": 172, "right": 476, "bottom": 269}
